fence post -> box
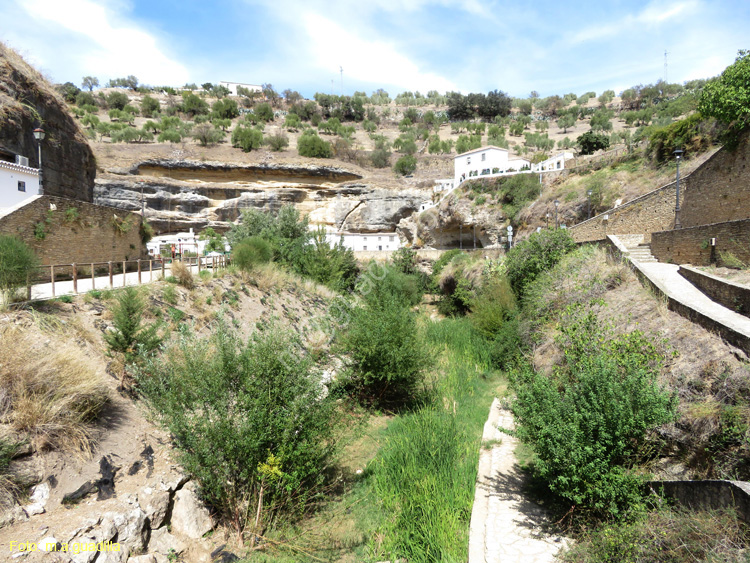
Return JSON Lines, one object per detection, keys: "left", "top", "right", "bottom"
{"left": 161, "top": 259, "right": 166, "bottom": 279}
{"left": 91, "top": 263, "right": 95, "bottom": 291}
{"left": 26, "top": 272, "right": 31, "bottom": 301}
{"left": 122, "top": 260, "right": 127, "bottom": 287}
{"left": 72, "top": 263, "right": 78, "bottom": 294}
{"left": 108, "top": 262, "right": 113, "bottom": 289}
{"left": 137, "top": 259, "right": 142, "bottom": 285}
{"left": 50, "top": 265, "right": 55, "bottom": 298}
{"left": 197, "top": 256, "right": 201, "bottom": 274}
{"left": 150, "top": 259, "right": 153, "bottom": 282}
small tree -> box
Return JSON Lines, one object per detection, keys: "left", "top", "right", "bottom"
{"left": 193, "top": 123, "right": 225, "bottom": 146}
{"left": 81, "top": 76, "right": 99, "bottom": 91}
{"left": 0, "top": 236, "right": 38, "bottom": 304}
{"left": 699, "top": 50, "right": 750, "bottom": 142}
{"left": 106, "top": 91, "right": 130, "bottom": 110}
{"left": 297, "top": 131, "right": 332, "bottom": 158}
{"left": 104, "top": 287, "right": 161, "bottom": 363}
{"left": 140, "top": 95, "right": 160, "bottom": 117}
{"left": 577, "top": 131, "right": 610, "bottom": 155}
{"left": 393, "top": 155, "right": 417, "bottom": 176}
{"left": 231, "top": 126, "right": 263, "bottom": 152}
{"left": 265, "top": 132, "right": 289, "bottom": 152}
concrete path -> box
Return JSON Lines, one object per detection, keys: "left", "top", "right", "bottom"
{"left": 469, "top": 399, "right": 569, "bottom": 563}
{"left": 636, "top": 261, "right": 750, "bottom": 339}
{"left": 26, "top": 263, "right": 203, "bottom": 301}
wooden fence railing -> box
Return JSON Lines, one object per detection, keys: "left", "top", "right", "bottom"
{"left": 24, "top": 255, "right": 230, "bottom": 300}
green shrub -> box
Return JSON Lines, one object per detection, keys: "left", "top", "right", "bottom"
{"left": 232, "top": 125, "right": 264, "bottom": 151}
{"left": 265, "top": 132, "right": 289, "bottom": 152}
{"left": 104, "top": 287, "right": 162, "bottom": 362}
{"left": 232, "top": 236, "right": 273, "bottom": 271}
{"left": 296, "top": 229, "right": 359, "bottom": 292}
{"left": 393, "top": 155, "right": 417, "bottom": 176}
{"left": 504, "top": 228, "right": 576, "bottom": 300}
{"left": 339, "top": 287, "right": 429, "bottom": 406}
{"left": 510, "top": 312, "right": 676, "bottom": 518}
{"left": 297, "top": 131, "right": 333, "bottom": 158}
{"left": 0, "top": 235, "right": 39, "bottom": 304}
{"left": 137, "top": 324, "right": 342, "bottom": 534}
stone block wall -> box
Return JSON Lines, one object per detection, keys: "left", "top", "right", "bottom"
{"left": 0, "top": 195, "right": 146, "bottom": 266}
{"left": 570, "top": 180, "right": 680, "bottom": 243}
{"left": 680, "top": 133, "right": 750, "bottom": 228}
{"left": 679, "top": 265, "right": 750, "bottom": 317}
{"left": 651, "top": 219, "right": 750, "bottom": 267}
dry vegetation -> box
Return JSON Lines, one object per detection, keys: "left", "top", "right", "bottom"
{"left": 525, "top": 245, "right": 750, "bottom": 481}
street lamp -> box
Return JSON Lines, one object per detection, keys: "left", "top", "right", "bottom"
{"left": 674, "top": 149, "right": 684, "bottom": 229}
{"left": 554, "top": 199, "right": 559, "bottom": 229}
{"left": 587, "top": 189, "right": 592, "bottom": 220}
{"left": 33, "top": 128, "right": 45, "bottom": 195}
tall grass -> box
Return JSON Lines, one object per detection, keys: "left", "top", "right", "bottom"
{"left": 0, "top": 327, "right": 109, "bottom": 453}
{"left": 371, "top": 318, "right": 502, "bottom": 562}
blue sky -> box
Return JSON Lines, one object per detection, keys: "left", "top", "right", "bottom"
{"left": 1, "top": 0, "right": 747, "bottom": 99}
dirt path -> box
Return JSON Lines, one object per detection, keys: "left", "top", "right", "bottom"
{"left": 468, "top": 399, "right": 569, "bottom": 563}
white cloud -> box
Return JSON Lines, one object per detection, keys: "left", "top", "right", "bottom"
{"left": 10, "top": 0, "right": 191, "bottom": 85}
{"left": 570, "top": 0, "right": 699, "bottom": 44}
{"left": 301, "top": 12, "right": 458, "bottom": 93}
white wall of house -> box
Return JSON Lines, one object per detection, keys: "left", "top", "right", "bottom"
{"left": 531, "top": 152, "right": 574, "bottom": 172}
{"left": 0, "top": 160, "right": 40, "bottom": 211}
{"left": 219, "top": 81, "right": 262, "bottom": 96}
{"left": 434, "top": 179, "right": 454, "bottom": 193}
{"left": 146, "top": 228, "right": 229, "bottom": 257}
{"left": 454, "top": 146, "right": 511, "bottom": 185}
{"left": 326, "top": 232, "right": 402, "bottom": 252}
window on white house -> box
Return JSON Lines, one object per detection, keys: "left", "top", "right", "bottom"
{"left": 363, "top": 246, "right": 367, "bottom": 251}
{"left": 481, "top": 153, "right": 486, "bottom": 161}
{"left": 379, "top": 245, "right": 382, "bottom": 251}
{"left": 467, "top": 157, "right": 471, "bottom": 165}
{"left": 17, "top": 181, "right": 25, "bottom": 192}
{"left": 389, "top": 236, "right": 394, "bottom": 241}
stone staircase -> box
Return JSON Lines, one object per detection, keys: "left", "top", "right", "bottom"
{"left": 616, "top": 234, "right": 658, "bottom": 263}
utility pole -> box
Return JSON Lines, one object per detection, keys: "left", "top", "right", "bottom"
{"left": 664, "top": 50, "right": 669, "bottom": 83}
{"left": 340, "top": 66, "right": 343, "bottom": 97}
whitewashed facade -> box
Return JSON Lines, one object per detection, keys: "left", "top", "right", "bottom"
{"left": 146, "top": 228, "right": 229, "bottom": 257}
{"left": 0, "top": 158, "right": 40, "bottom": 211}
{"left": 325, "top": 231, "right": 402, "bottom": 252}
{"left": 453, "top": 146, "right": 531, "bottom": 185}
{"left": 531, "top": 152, "right": 575, "bottom": 172}
{"left": 219, "top": 81, "right": 262, "bottom": 96}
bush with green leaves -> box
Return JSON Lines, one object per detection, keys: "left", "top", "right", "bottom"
{"left": 231, "top": 125, "right": 263, "bottom": 152}
{"left": 265, "top": 132, "right": 289, "bottom": 152}
{"left": 510, "top": 311, "right": 676, "bottom": 517}
{"left": 394, "top": 154, "right": 417, "bottom": 176}
{"left": 136, "top": 324, "right": 342, "bottom": 534}
{"left": 193, "top": 123, "right": 224, "bottom": 146}
{"left": 211, "top": 98, "right": 239, "bottom": 120}
{"left": 104, "top": 287, "right": 161, "bottom": 363}
{"left": 339, "top": 285, "right": 428, "bottom": 406}
{"left": 0, "top": 236, "right": 38, "bottom": 304}
{"left": 254, "top": 102, "right": 274, "bottom": 122}
{"left": 504, "top": 227, "right": 576, "bottom": 300}
{"left": 699, "top": 49, "right": 750, "bottom": 141}
{"left": 297, "top": 130, "right": 333, "bottom": 158}
{"left": 577, "top": 131, "right": 610, "bottom": 155}
{"left": 232, "top": 236, "right": 273, "bottom": 271}
{"left": 297, "top": 229, "right": 359, "bottom": 293}
{"left": 106, "top": 91, "right": 129, "bottom": 110}
{"left": 140, "top": 95, "right": 160, "bottom": 117}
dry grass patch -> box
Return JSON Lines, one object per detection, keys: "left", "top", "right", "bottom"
{"left": 0, "top": 327, "right": 109, "bottom": 453}
{"left": 170, "top": 260, "right": 195, "bottom": 289}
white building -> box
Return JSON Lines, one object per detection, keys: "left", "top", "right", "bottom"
{"left": 453, "top": 146, "right": 530, "bottom": 185}
{"left": 0, "top": 155, "right": 40, "bottom": 211}
{"left": 219, "top": 81, "right": 262, "bottom": 97}
{"left": 325, "top": 231, "right": 402, "bottom": 252}
{"left": 531, "top": 152, "right": 575, "bottom": 173}
{"left": 146, "top": 228, "right": 228, "bottom": 257}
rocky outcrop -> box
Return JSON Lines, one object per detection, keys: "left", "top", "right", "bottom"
{"left": 95, "top": 162, "right": 427, "bottom": 234}
{"left": 0, "top": 42, "right": 96, "bottom": 201}
{"left": 399, "top": 194, "right": 509, "bottom": 248}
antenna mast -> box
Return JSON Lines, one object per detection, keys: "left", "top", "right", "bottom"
{"left": 664, "top": 50, "right": 669, "bottom": 83}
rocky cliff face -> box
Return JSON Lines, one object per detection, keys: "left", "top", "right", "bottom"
{"left": 0, "top": 42, "right": 96, "bottom": 201}
{"left": 398, "top": 194, "right": 509, "bottom": 249}
{"left": 95, "top": 160, "right": 427, "bottom": 234}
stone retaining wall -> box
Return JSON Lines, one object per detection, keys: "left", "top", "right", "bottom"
{"left": 0, "top": 195, "right": 146, "bottom": 265}
{"left": 651, "top": 219, "right": 750, "bottom": 267}
{"left": 569, "top": 180, "right": 680, "bottom": 243}
{"left": 679, "top": 265, "right": 750, "bottom": 318}
{"left": 652, "top": 480, "right": 750, "bottom": 523}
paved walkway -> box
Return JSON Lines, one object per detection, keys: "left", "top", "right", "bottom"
{"left": 469, "top": 399, "right": 569, "bottom": 563}
{"left": 637, "top": 261, "right": 750, "bottom": 339}
{"left": 26, "top": 263, "right": 203, "bottom": 301}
